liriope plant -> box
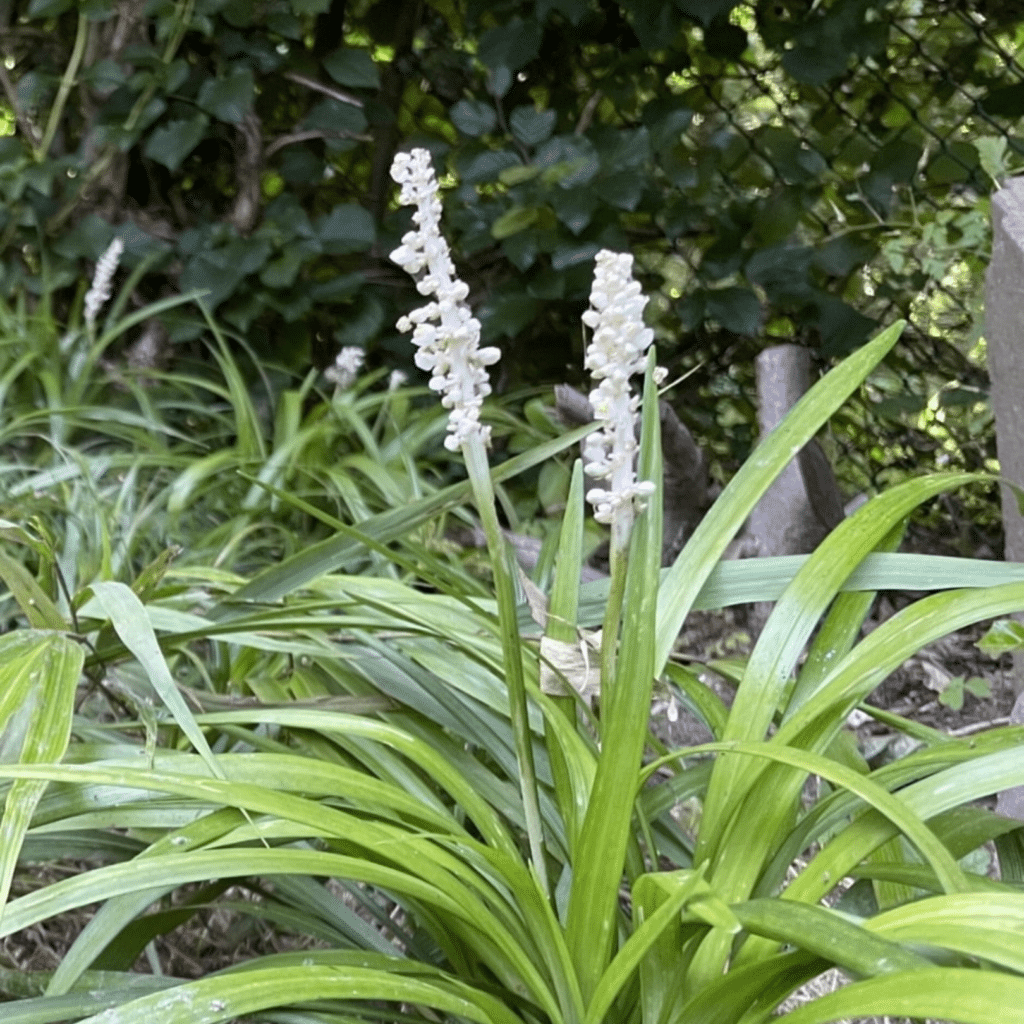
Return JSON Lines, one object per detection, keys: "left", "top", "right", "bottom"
{"left": 1, "top": 148, "right": 1024, "bottom": 1024}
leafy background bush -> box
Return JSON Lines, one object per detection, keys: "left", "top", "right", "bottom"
{"left": 2, "top": 0, "right": 1022, "bottom": 545}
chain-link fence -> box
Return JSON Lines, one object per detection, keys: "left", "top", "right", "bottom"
{"left": 672, "top": 1, "right": 1024, "bottom": 553}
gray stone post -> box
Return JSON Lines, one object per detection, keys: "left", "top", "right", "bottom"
{"left": 986, "top": 178, "right": 1024, "bottom": 698}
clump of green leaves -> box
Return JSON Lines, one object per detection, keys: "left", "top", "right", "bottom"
{"left": 3, "top": 180, "right": 1024, "bottom": 1024}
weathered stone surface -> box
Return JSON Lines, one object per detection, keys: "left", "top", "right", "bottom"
{"left": 986, "top": 177, "right": 1024, "bottom": 694}
{"left": 746, "top": 344, "right": 845, "bottom": 560}
{"left": 744, "top": 345, "right": 846, "bottom": 632}
{"left": 996, "top": 689, "right": 1024, "bottom": 822}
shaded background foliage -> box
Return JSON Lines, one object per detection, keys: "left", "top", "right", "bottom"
{"left": 2, "top": 0, "right": 1023, "bottom": 550}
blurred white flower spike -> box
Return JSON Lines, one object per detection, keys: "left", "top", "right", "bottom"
{"left": 389, "top": 148, "right": 500, "bottom": 451}
{"left": 83, "top": 237, "right": 124, "bottom": 328}
{"left": 582, "top": 250, "right": 656, "bottom": 527}
{"left": 325, "top": 346, "right": 365, "bottom": 390}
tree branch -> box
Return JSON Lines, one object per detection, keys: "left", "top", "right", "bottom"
{"left": 283, "top": 71, "right": 363, "bottom": 108}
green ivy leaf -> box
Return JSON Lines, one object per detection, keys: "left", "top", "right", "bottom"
{"left": 938, "top": 678, "right": 965, "bottom": 711}
{"left": 965, "top": 676, "right": 992, "bottom": 699}
{"left": 481, "top": 292, "right": 541, "bottom": 339}
{"left": 303, "top": 98, "right": 368, "bottom": 135}
{"left": 450, "top": 99, "right": 497, "bottom": 138}
{"left": 813, "top": 235, "right": 875, "bottom": 278}
{"left": 705, "top": 20, "right": 747, "bottom": 59}
{"left": 268, "top": 12, "right": 303, "bottom": 39}
{"left": 162, "top": 59, "right": 190, "bottom": 94}
{"left": 815, "top": 296, "right": 876, "bottom": 356}
{"left": 674, "top": 0, "right": 738, "bottom": 28}
{"left": 550, "top": 189, "right": 598, "bottom": 234}
{"left": 981, "top": 82, "right": 1024, "bottom": 118}
{"left": 705, "top": 287, "right": 762, "bottom": 336}
{"left": 491, "top": 206, "right": 539, "bottom": 239}
{"left": 510, "top": 106, "right": 556, "bottom": 147}
{"left": 501, "top": 231, "right": 540, "bottom": 271}
{"left": 631, "top": 0, "right": 685, "bottom": 49}
{"left": 459, "top": 150, "right": 520, "bottom": 184}
{"left": 488, "top": 67, "right": 513, "bottom": 98}
{"left": 536, "top": 0, "right": 589, "bottom": 23}
{"left": 552, "top": 241, "right": 600, "bottom": 271}
{"left": 535, "top": 135, "right": 600, "bottom": 188}
{"left": 308, "top": 272, "right": 364, "bottom": 304}
{"left": 499, "top": 164, "right": 542, "bottom": 186}
{"left": 926, "top": 142, "right": 980, "bottom": 185}
{"left": 180, "top": 239, "right": 271, "bottom": 310}
{"left": 142, "top": 114, "right": 209, "bottom": 172}
{"left": 50, "top": 213, "right": 116, "bottom": 260}
{"left": 745, "top": 243, "right": 815, "bottom": 303}
{"left": 0, "top": 136, "right": 24, "bottom": 164}
{"left": 197, "top": 65, "right": 254, "bottom": 124}
{"left": 316, "top": 204, "right": 375, "bottom": 254}
{"left": 595, "top": 171, "right": 644, "bottom": 211}
{"left": 83, "top": 59, "right": 128, "bottom": 93}
{"left": 752, "top": 188, "right": 803, "bottom": 245}
{"left": 643, "top": 99, "right": 694, "bottom": 153}
{"left": 259, "top": 242, "right": 307, "bottom": 289}
{"left": 323, "top": 48, "right": 380, "bottom": 90}
{"left": 223, "top": 0, "right": 259, "bottom": 27}
{"left": 755, "top": 125, "right": 827, "bottom": 184}
{"left": 478, "top": 17, "right": 543, "bottom": 74}
{"left": 333, "top": 294, "right": 386, "bottom": 347}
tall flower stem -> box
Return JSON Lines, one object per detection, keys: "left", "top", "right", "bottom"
{"left": 566, "top": 353, "right": 663, "bottom": 1002}
{"left": 388, "top": 148, "right": 546, "bottom": 883}
{"left": 462, "top": 434, "right": 549, "bottom": 894}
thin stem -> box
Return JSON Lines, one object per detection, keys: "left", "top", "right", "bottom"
{"left": 35, "top": 12, "right": 88, "bottom": 162}
{"left": 598, "top": 541, "right": 627, "bottom": 709}
{"left": 463, "top": 434, "right": 549, "bottom": 895}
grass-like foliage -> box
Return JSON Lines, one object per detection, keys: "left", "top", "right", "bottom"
{"left": 2, "top": 225, "right": 1024, "bottom": 1024}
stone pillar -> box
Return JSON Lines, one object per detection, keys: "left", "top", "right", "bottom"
{"left": 745, "top": 344, "right": 845, "bottom": 632}
{"left": 986, "top": 178, "right": 1024, "bottom": 695}
{"left": 746, "top": 345, "right": 844, "bottom": 561}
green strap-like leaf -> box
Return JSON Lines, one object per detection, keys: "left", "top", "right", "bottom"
{"left": 213, "top": 422, "right": 594, "bottom": 614}
{"left": 654, "top": 320, "right": 905, "bottom": 671}
{"left": 0, "top": 631, "right": 83, "bottom": 928}
{"left": 85, "top": 581, "right": 225, "bottom": 782}
{"left": 778, "top": 968, "right": 1024, "bottom": 1024}
{"left": 70, "top": 963, "right": 523, "bottom": 1024}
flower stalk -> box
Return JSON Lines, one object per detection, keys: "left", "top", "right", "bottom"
{"left": 390, "top": 149, "right": 548, "bottom": 893}
{"left": 581, "top": 250, "right": 659, "bottom": 696}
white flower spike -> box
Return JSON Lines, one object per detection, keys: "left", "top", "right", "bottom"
{"left": 582, "top": 249, "right": 656, "bottom": 527}
{"left": 389, "top": 148, "right": 500, "bottom": 451}
{"left": 325, "top": 346, "right": 365, "bottom": 390}
{"left": 83, "top": 237, "right": 124, "bottom": 328}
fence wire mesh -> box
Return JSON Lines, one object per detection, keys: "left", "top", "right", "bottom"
{"left": 673, "top": 1, "right": 1024, "bottom": 553}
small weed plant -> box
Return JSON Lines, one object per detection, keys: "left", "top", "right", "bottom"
{"left": 2, "top": 152, "right": 1024, "bottom": 1024}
